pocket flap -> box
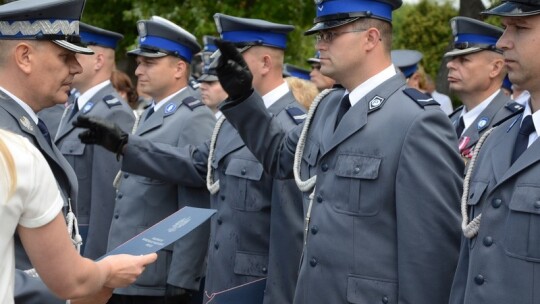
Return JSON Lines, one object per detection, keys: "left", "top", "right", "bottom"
{"left": 301, "top": 139, "right": 319, "bottom": 167}
{"left": 225, "top": 158, "right": 264, "bottom": 181}
{"left": 467, "top": 182, "right": 488, "bottom": 206}
{"left": 509, "top": 185, "right": 540, "bottom": 215}
{"left": 233, "top": 251, "right": 268, "bottom": 277}
{"left": 59, "top": 140, "right": 85, "bottom": 155}
{"left": 347, "top": 275, "right": 397, "bottom": 304}
{"left": 336, "top": 154, "right": 381, "bottom": 179}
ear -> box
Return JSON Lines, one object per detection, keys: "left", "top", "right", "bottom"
{"left": 13, "top": 42, "right": 34, "bottom": 75}
{"left": 489, "top": 58, "right": 505, "bottom": 79}
{"left": 260, "top": 54, "right": 272, "bottom": 76}
{"left": 95, "top": 53, "right": 104, "bottom": 71}
{"left": 364, "top": 28, "right": 382, "bottom": 51}
{"left": 173, "top": 59, "right": 187, "bottom": 79}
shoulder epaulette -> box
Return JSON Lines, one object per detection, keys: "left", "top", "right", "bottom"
{"left": 286, "top": 107, "right": 307, "bottom": 125}
{"left": 505, "top": 101, "right": 525, "bottom": 113}
{"left": 182, "top": 96, "right": 204, "bottom": 111}
{"left": 403, "top": 88, "right": 439, "bottom": 108}
{"left": 103, "top": 95, "right": 122, "bottom": 108}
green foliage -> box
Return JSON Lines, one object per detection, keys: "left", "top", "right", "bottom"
{"left": 82, "top": 0, "right": 316, "bottom": 69}
{"left": 393, "top": 0, "right": 458, "bottom": 79}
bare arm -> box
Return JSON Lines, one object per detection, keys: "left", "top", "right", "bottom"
{"left": 18, "top": 213, "right": 157, "bottom": 299}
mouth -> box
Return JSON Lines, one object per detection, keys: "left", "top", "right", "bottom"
{"left": 447, "top": 76, "right": 459, "bottom": 83}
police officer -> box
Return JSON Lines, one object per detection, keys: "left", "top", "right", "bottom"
{"left": 54, "top": 22, "right": 135, "bottom": 260}
{"left": 198, "top": 36, "right": 227, "bottom": 117}
{"left": 307, "top": 51, "right": 336, "bottom": 91}
{"left": 76, "top": 16, "right": 214, "bottom": 304}
{"left": 391, "top": 49, "right": 424, "bottom": 89}
{"left": 212, "top": 0, "right": 464, "bottom": 303}
{"left": 0, "top": 0, "right": 114, "bottom": 303}
{"left": 445, "top": 17, "right": 522, "bottom": 159}
{"left": 74, "top": 14, "right": 306, "bottom": 304}
{"left": 283, "top": 63, "right": 311, "bottom": 80}
{"left": 449, "top": 1, "right": 540, "bottom": 303}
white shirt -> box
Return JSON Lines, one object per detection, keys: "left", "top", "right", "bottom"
{"left": 262, "top": 81, "right": 289, "bottom": 109}
{"left": 76, "top": 80, "right": 111, "bottom": 110}
{"left": 149, "top": 87, "right": 189, "bottom": 112}
{"left": 460, "top": 89, "right": 500, "bottom": 132}
{"left": 520, "top": 102, "right": 540, "bottom": 148}
{"left": 349, "top": 65, "right": 397, "bottom": 107}
{"left": 0, "top": 130, "right": 63, "bottom": 304}
{"left": 512, "top": 90, "right": 530, "bottom": 106}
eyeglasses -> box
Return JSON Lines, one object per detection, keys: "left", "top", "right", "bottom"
{"left": 315, "top": 29, "right": 368, "bottom": 43}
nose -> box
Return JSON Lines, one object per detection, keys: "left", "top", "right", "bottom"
{"left": 446, "top": 58, "right": 456, "bottom": 70}
{"left": 70, "top": 55, "right": 83, "bottom": 75}
{"left": 496, "top": 29, "right": 511, "bottom": 51}
{"left": 135, "top": 64, "right": 143, "bottom": 77}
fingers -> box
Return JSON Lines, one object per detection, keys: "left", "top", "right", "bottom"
{"left": 78, "top": 130, "right": 97, "bottom": 144}
{"left": 215, "top": 39, "right": 245, "bottom": 68}
{"left": 72, "top": 115, "right": 92, "bottom": 128}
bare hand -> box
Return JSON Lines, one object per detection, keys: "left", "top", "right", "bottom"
{"left": 70, "top": 287, "right": 113, "bottom": 304}
{"left": 99, "top": 253, "right": 157, "bottom": 288}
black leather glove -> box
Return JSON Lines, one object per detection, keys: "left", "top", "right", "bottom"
{"left": 165, "top": 284, "right": 193, "bottom": 304}
{"left": 214, "top": 39, "right": 254, "bottom": 102}
{"left": 73, "top": 115, "right": 128, "bottom": 158}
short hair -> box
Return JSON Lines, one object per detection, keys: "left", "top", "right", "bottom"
{"left": 354, "top": 18, "right": 393, "bottom": 52}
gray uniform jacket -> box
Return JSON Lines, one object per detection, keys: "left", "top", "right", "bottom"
{"left": 121, "top": 91, "right": 305, "bottom": 304}
{"left": 220, "top": 73, "right": 464, "bottom": 304}
{"left": 110, "top": 88, "right": 215, "bottom": 296}
{"left": 450, "top": 90, "right": 522, "bottom": 153}
{"left": 449, "top": 113, "right": 540, "bottom": 304}
{"left": 0, "top": 91, "right": 75, "bottom": 303}
{"left": 55, "top": 83, "right": 135, "bottom": 259}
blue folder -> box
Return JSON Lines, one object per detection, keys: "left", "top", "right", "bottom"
{"left": 99, "top": 206, "right": 216, "bottom": 259}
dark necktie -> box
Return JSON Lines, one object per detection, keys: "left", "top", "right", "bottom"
{"left": 37, "top": 118, "right": 52, "bottom": 147}
{"left": 68, "top": 100, "right": 79, "bottom": 121}
{"left": 334, "top": 94, "right": 350, "bottom": 130}
{"left": 511, "top": 115, "right": 535, "bottom": 164}
{"left": 455, "top": 116, "right": 465, "bottom": 137}
{"left": 145, "top": 106, "right": 155, "bottom": 121}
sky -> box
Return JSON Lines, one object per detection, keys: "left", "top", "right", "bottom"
{"left": 403, "top": 0, "right": 492, "bottom": 8}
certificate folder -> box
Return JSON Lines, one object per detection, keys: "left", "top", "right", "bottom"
{"left": 99, "top": 206, "right": 216, "bottom": 259}
{"left": 206, "top": 278, "right": 266, "bottom": 304}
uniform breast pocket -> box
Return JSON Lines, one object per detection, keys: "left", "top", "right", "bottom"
{"left": 225, "top": 158, "right": 264, "bottom": 211}
{"left": 133, "top": 175, "right": 166, "bottom": 185}
{"left": 301, "top": 139, "right": 319, "bottom": 178}
{"left": 334, "top": 154, "right": 381, "bottom": 216}
{"left": 59, "top": 140, "right": 88, "bottom": 178}
{"left": 504, "top": 185, "right": 540, "bottom": 262}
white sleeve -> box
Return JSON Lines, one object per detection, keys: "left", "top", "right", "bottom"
{"left": 15, "top": 138, "right": 64, "bottom": 228}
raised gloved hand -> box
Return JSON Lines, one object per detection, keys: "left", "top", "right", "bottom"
{"left": 73, "top": 116, "right": 128, "bottom": 157}
{"left": 165, "top": 284, "right": 193, "bottom": 304}
{"left": 214, "top": 39, "right": 253, "bottom": 102}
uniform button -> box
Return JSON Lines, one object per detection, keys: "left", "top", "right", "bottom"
{"left": 214, "top": 242, "right": 219, "bottom": 250}
{"left": 469, "top": 192, "right": 474, "bottom": 199}
{"left": 475, "top": 275, "right": 484, "bottom": 285}
{"left": 117, "top": 193, "right": 123, "bottom": 199}
{"left": 262, "top": 267, "right": 267, "bottom": 274}
{"left": 311, "top": 226, "right": 319, "bottom": 235}
{"left": 354, "top": 166, "right": 361, "bottom": 174}
{"left": 483, "top": 236, "right": 493, "bottom": 247}
{"left": 241, "top": 168, "right": 246, "bottom": 175}
{"left": 321, "top": 163, "right": 328, "bottom": 172}
{"left": 220, "top": 195, "right": 225, "bottom": 201}
{"left": 535, "top": 201, "right": 540, "bottom": 209}
{"left": 217, "top": 218, "right": 223, "bottom": 225}
{"left": 382, "top": 296, "right": 389, "bottom": 304}
{"left": 316, "top": 194, "right": 323, "bottom": 203}
{"left": 309, "top": 258, "right": 317, "bottom": 267}
{"left": 123, "top": 173, "right": 129, "bottom": 179}
{"left": 114, "top": 214, "right": 119, "bottom": 219}
{"left": 491, "top": 198, "right": 502, "bottom": 208}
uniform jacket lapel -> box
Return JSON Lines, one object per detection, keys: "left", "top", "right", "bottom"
{"left": 136, "top": 89, "right": 189, "bottom": 136}
{"left": 322, "top": 74, "right": 404, "bottom": 156}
